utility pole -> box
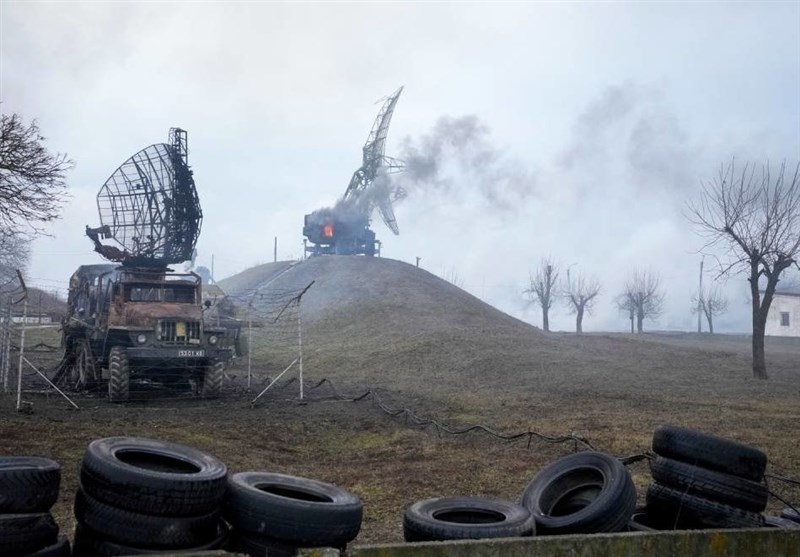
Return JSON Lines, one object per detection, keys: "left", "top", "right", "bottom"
{"left": 274, "top": 237, "right": 278, "bottom": 263}
{"left": 211, "top": 254, "right": 215, "bottom": 284}
{"left": 697, "top": 256, "right": 704, "bottom": 333}
{"left": 37, "top": 291, "right": 42, "bottom": 325}
{"left": 416, "top": 257, "right": 421, "bottom": 268}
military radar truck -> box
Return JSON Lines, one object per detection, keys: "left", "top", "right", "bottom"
{"left": 62, "top": 265, "right": 229, "bottom": 401}
{"left": 55, "top": 128, "right": 230, "bottom": 401}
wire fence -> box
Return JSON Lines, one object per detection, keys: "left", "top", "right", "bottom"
{"left": 0, "top": 270, "right": 78, "bottom": 411}
{"left": 225, "top": 281, "right": 314, "bottom": 401}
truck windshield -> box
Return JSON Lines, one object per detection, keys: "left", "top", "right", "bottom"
{"left": 125, "top": 285, "right": 195, "bottom": 303}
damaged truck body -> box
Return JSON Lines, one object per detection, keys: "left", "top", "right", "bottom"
{"left": 55, "top": 128, "right": 232, "bottom": 402}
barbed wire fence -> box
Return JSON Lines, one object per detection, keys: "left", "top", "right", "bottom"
{"left": 0, "top": 270, "right": 78, "bottom": 411}
{"left": 224, "top": 281, "right": 314, "bottom": 401}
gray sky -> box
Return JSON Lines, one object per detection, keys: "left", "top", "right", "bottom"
{"left": 2, "top": 1, "right": 799, "bottom": 332}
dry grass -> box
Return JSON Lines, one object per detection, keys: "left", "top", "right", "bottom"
{"left": 1, "top": 257, "right": 798, "bottom": 545}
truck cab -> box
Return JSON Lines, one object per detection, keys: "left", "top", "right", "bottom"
{"left": 62, "top": 264, "right": 231, "bottom": 401}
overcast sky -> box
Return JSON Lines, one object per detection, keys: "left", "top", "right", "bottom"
{"left": 2, "top": 1, "right": 799, "bottom": 332}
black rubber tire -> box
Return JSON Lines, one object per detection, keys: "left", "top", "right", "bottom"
{"left": 227, "top": 531, "right": 298, "bottom": 557}
{"left": 0, "top": 457, "right": 61, "bottom": 513}
{"left": 781, "top": 507, "right": 800, "bottom": 524}
{"left": 521, "top": 450, "right": 636, "bottom": 535}
{"left": 72, "top": 522, "right": 228, "bottom": 557}
{"left": 107, "top": 346, "right": 130, "bottom": 403}
{"left": 650, "top": 456, "right": 768, "bottom": 512}
{"left": 764, "top": 516, "right": 800, "bottom": 529}
{"left": 646, "top": 482, "right": 765, "bottom": 529}
{"left": 223, "top": 472, "right": 362, "bottom": 547}
{"left": 200, "top": 361, "right": 223, "bottom": 399}
{"left": 80, "top": 437, "right": 227, "bottom": 516}
{"left": 0, "top": 513, "right": 58, "bottom": 556}
{"left": 23, "top": 536, "right": 71, "bottom": 557}
{"left": 74, "top": 488, "right": 220, "bottom": 548}
{"left": 627, "top": 505, "right": 700, "bottom": 532}
{"left": 403, "top": 496, "right": 534, "bottom": 542}
{"left": 652, "top": 425, "right": 767, "bottom": 482}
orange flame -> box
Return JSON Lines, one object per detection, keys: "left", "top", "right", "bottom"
{"left": 323, "top": 224, "right": 334, "bottom": 238}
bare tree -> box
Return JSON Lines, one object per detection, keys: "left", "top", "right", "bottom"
{"left": 691, "top": 287, "right": 729, "bottom": 334}
{"left": 617, "top": 295, "right": 636, "bottom": 333}
{"left": 0, "top": 228, "right": 29, "bottom": 281}
{"left": 0, "top": 113, "right": 72, "bottom": 235}
{"left": 617, "top": 269, "right": 664, "bottom": 333}
{"left": 524, "top": 257, "right": 559, "bottom": 332}
{"left": 688, "top": 160, "right": 800, "bottom": 379}
{"left": 563, "top": 271, "right": 601, "bottom": 334}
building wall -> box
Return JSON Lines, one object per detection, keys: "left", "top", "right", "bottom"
{"left": 765, "top": 294, "right": 800, "bottom": 337}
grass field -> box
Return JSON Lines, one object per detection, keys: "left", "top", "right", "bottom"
{"left": 2, "top": 258, "right": 799, "bottom": 545}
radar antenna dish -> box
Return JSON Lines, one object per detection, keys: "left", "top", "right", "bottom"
{"left": 86, "top": 128, "right": 203, "bottom": 266}
{"left": 342, "top": 86, "right": 406, "bottom": 234}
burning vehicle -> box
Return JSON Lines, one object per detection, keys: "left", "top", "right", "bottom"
{"left": 54, "top": 128, "right": 231, "bottom": 401}
{"left": 303, "top": 87, "right": 406, "bottom": 257}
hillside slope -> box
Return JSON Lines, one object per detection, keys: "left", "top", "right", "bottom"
{"left": 219, "top": 257, "right": 800, "bottom": 409}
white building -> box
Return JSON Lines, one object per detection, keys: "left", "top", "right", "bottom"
{"left": 765, "top": 289, "right": 800, "bottom": 337}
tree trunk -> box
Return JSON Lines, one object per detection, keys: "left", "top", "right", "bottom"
{"left": 636, "top": 309, "right": 644, "bottom": 333}
{"left": 542, "top": 308, "right": 549, "bottom": 332}
{"left": 706, "top": 312, "right": 714, "bottom": 334}
{"left": 749, "top": 263, "right": 769, "bottom": 380}
{"left": 629, "top": 310, "right": 634, "bottom": 333}
{"left": 576, "top": 306, "right": 584, "bottom": 334}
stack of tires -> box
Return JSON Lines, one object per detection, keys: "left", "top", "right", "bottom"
{"left": 72, "top": 437, "right": 229, "bottom": 556}
{"left": 0, "top": 456, "right": 68, "bottom": 556}
{"left": 403, "top": 496, "right": 534, "bottom": 542}
{"left": 642, "top": 425, "right": 767, "bottom": 530}
{"left": 223, "top": 472, "right": 363, "bottom": 555}
{"left": 521, "top": 451, "right": 637, "bottom": 535}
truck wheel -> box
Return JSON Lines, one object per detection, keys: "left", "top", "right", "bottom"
{"left": 201, "top": 361, "right": 223, "bottom": 399}
{"left": 108, "top": 347, "right": 130, "bottom": 403}
{"left": 71, "top": 341, "right": 97, "bottom": 391}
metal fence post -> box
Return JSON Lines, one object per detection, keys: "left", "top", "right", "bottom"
{"left": 16, "top": 299, "right": 27, "bottom": 411}
{"left": 298, "top": 299, "right": 303, "bottom": 401}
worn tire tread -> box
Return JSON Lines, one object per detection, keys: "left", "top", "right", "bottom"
{"left": 74, "top": 488, "right": 219, "bottom": 548}
{"left": 0, "top": 457, "right": 61, "bottom": 513}
{"left": 652, "top": 426, "right": 766, "bottom": 481}
{"left": 646, "top": 482, "right": 765, "bottom": 529}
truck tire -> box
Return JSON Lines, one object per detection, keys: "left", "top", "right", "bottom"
{"left": 781, "top": 507, "right": 800, "bottom": 524}
{"left": 74, "top": 489, "right": 219, "bottom": 548}
{"left": 71, "top": 340, "right": 98, "bottom": 392}
{"left": 646, "top": 482, "right": 764, "bottom": 529}
{"left": 0, "top": 513, "right": 59, "bottom": 556}
{"left": 227, "top": 532, "right": 298, "bottom": 557}
{"left": 521, "top": 451, "right": 636, "bottom": 535}
{"left": 107, "top": 346, "right": 130, "bottom": 403}
{"left": 650, "top": 456, "right": 768, "bottom": 512}
{"left": 652, "top": 426, "right": 767, "bottom": 482}
{"left": 23, "top": 536, "right": 70, "bottom": 557}
{"left": 73, "top": 522, "right": 227, "bottom": 557}
{"left": 200, "top": 361, "right": 223, "bottom": 399}
{"left": 80, "top": 437, "right": 227, "bottom": 517}
{"left": 764, "top": 516, "right": 800, "bottom": 529}
{"left": 0, "top": 457, "right": 60, "bottom": 513}
{"left": 403, "top": 496, "right": 534, "bottom": 542}
{"left": 223, "top": 472, "right": 362, "bottom": 547}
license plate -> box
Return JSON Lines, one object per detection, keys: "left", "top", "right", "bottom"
{"left": 178, "top": 350, "right": 204, "bottom": 357}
